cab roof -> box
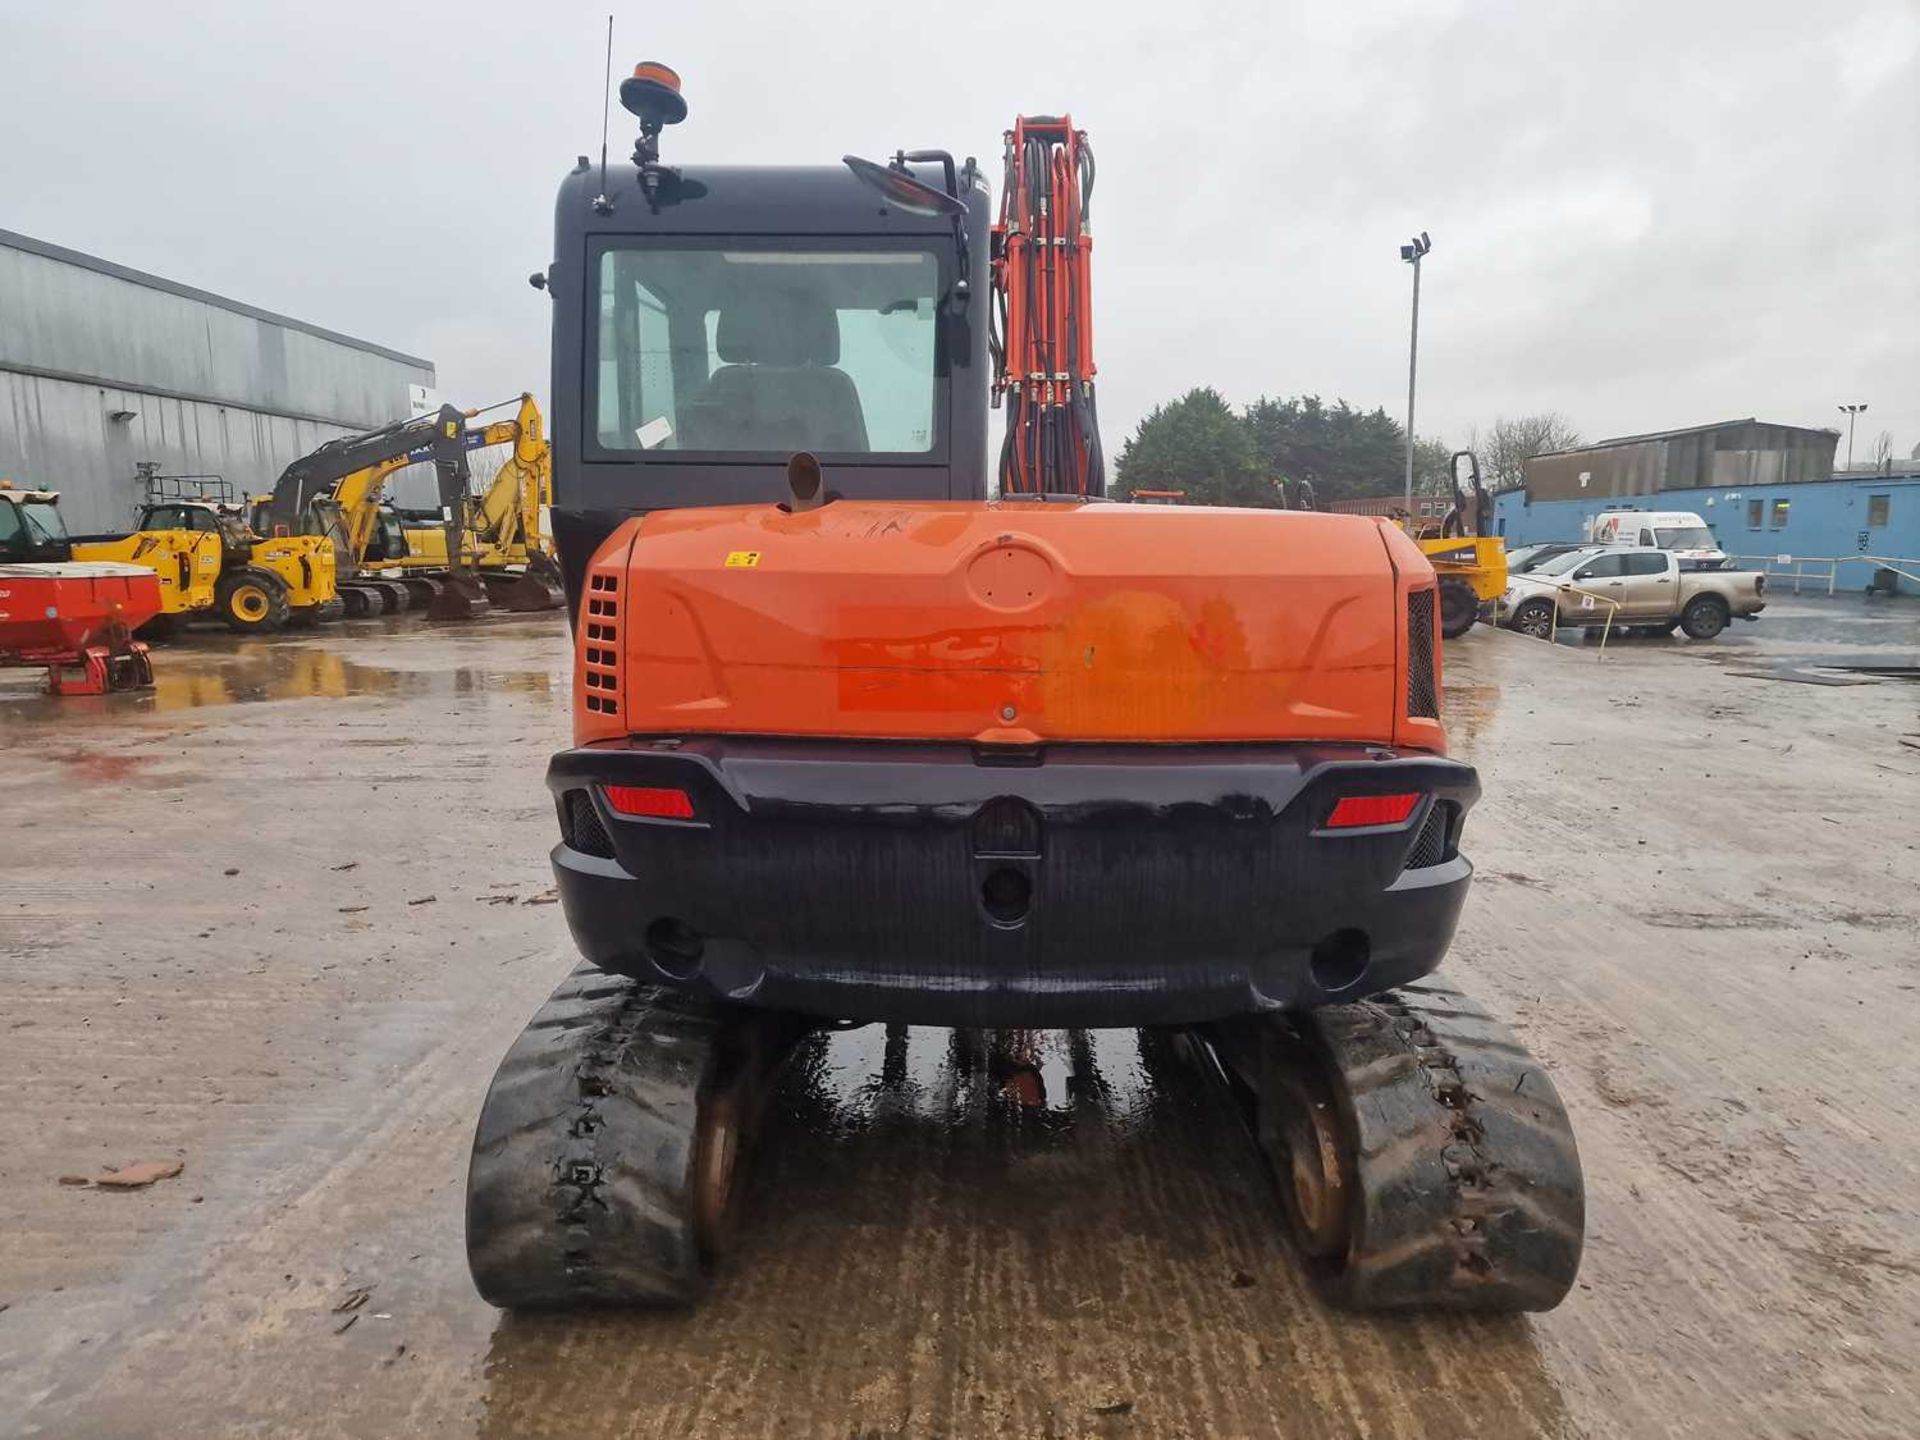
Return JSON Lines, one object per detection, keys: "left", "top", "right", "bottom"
{"left": 557, "top": 161, "right": 985, "bottom": 239}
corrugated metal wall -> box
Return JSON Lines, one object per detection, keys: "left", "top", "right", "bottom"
{"left": 1522, "top": 422, "right": 1840, "bottom": 504}
{"left": 0, "top": 230, "right": 434, "bottom": 532}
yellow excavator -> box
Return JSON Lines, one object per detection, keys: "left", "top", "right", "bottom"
{"left": 255, "top": 395, "right": 562, "bottom": 619}
{"left": 365, "top": 395, "right": 563, "bottom": 610}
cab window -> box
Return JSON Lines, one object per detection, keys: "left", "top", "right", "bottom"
{"left": 1573, "top": 554, "right": 1627, "bottom": 580}
{"left": 595, "top": 245, "right": 942, "bottom": 458}
{"left": 1622, "top": 552, "right": 1667, "bottom": 576}
{"left": 22, "top": 502, "right": 68, "bottom": 545}
{"left": 149, "top": 505, "right": 225, "bottom": 534}
{"left": 1637, "top": 528, "right": 1655, "bottom": 546}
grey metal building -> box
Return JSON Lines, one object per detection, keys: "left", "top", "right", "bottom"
{"left": 1522, "top": 419, "right": 1839, "bottom": 503}
{"left": 0, "top": 228, "right": 433, "bottom": 533}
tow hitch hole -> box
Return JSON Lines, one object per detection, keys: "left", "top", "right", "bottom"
{"left": 644, "top": 917, "right": 705, "bottom": 978}
{"left": 1310, "top": 928, "right": 1370, "bottom": 993}
{"left": 981, "top": 867, "right": 1032, "bottom": 926}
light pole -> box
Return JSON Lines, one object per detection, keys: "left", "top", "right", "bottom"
{"left": 1401, "top": 232, "right": 1432, "bottom": 520}
{"left": 1838, "top": 402, "right": 1868, "bottom": 470}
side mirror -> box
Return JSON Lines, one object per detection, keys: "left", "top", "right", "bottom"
{"left": 843, "top": 154, "right": 972, "bottom": 305}
{"left": 843, "top": 155, "right": 966, "bottom": 219}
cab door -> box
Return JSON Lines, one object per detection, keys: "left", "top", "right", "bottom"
{"left": 1616, "top": 551, "right": 1675, "bottom": 619}
{"left": 1562, "top": 552, "right": 1627, "bottom": 622}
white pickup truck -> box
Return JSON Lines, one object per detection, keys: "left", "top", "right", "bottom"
{"left": 1496, "top": 545, "right": 1766, "bottom": 640}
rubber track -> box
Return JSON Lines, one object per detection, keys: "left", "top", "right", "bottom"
{"left": 1302, "top": 978, "right": 1585, "bottom": 1311}
{"left": 465, "top": 963, "right": 726, "bottom": 1309}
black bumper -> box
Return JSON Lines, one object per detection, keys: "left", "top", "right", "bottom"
{"left": 547, "top": 738, "right": 1479, "bottom": 1028}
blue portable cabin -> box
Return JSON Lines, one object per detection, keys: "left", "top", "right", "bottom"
{"left": 1493, "top": 419, "right": 1919, "bottom": 595}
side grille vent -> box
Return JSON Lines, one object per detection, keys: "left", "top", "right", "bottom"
{"left": 561, "top": 790, "right": 615, "bottom": 858}
{"left": 1404, "top": 802, "right": 1453, "bottom": 870}
{"left": 1407, "top": 588, "right": 1438, "bottom": 719}
{"left": 582, "top": 571, "right": 622, "bottom": 718}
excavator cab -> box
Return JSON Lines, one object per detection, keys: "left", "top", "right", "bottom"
{"left": 538, "top": 102, "right": 991, "bottom": 614}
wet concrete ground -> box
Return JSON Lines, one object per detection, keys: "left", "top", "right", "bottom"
{"left": 0, "top": 599, "right": 1916, "bottom": 1438}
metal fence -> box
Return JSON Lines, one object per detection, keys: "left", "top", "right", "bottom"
{"left": 1723, "top": 554, "right": 1920, "bottom": 597}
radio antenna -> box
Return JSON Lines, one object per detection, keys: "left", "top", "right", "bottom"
{"left": 593, "top": 14, "right": 614, "bottom": 213}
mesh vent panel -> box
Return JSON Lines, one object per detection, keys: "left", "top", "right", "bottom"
{"left": 562, "top": 789, "right": 615, "bottom": 858}
{"left": 1407, "top": 589, "right": 1439, "bottom": 719}
{"left": 1404, "top": 803, "right": 1452, "bottom": 870}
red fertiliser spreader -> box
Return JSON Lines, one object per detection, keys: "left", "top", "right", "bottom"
{"left": 0, "top": 562, "right": 161, "bottom": 696}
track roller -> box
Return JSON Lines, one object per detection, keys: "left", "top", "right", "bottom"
{"left": 372, "top": 580, "right": 412, "bottom": 614}
{"left": 1202, "top": 978, "right": 1584, "bottom": 1312}
{"left": 465, "top": 963, "right": 807, "bottom": 1309}
{"left": 398, "top": 576, "right": 446, "bottom": 611}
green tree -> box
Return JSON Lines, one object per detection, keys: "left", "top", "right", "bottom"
{"left": 1242, "top": 396, "right": 1410, "bottom": 504}
{"left": 1412, "top": 437, "right": 1456, "bottom": 497}
{"left": 1112, "top": 388, "right": 1278, "bottom": 507}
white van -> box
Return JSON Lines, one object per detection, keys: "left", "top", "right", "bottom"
{"left": 1584, "top": 510, "right": 1727, "bottom": 569}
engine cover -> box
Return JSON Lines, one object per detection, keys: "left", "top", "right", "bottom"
{"left": 575, "top": 500, "right": 1442, "bottom": 752}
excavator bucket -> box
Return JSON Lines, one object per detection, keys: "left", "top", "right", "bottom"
{"left": 427, "top": 574, "right": 492, "bottom": 622}
{"left": 480, "top": 569, "right": 565, "bottom": 612}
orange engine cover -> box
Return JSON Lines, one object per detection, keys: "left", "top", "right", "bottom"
{"left": 574, "top": 501, "right": 1444, "bottom": 752}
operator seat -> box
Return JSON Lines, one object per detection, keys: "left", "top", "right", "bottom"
{"left": 682, "top": 295, "right": 870, "bottom": 453}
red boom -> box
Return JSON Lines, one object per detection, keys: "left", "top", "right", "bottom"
{"left": 990, "top": 115, "right": 1104, "bottom": 496}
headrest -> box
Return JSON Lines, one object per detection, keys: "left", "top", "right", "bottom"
{"left": 715, "top": 294, "right": 840, "bottom": 366}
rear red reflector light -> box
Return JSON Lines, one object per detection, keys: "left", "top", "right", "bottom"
{"left": 603, "top": 785, "right": 695, "bottom": 820}
{"left": 1325, "top": 793, "right": 1421, "bottom": 828}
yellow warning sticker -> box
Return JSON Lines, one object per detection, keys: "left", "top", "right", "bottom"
{"left": 724, "top": 550, "right": 762, "bottom": 568}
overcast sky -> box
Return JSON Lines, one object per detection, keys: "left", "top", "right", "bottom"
{"left": 3, "top": 0, "right": 1916, "bottom": 466}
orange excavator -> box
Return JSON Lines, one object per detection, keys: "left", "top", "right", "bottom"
{"left": 465, "top": 66, "right": 1584, "bottom": 1314}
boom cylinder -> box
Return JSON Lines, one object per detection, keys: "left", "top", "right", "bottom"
{"left": 990, "top": 116, "right": 1104, "bottom": 497}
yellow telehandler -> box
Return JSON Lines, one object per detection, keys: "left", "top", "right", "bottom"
{"left": 127, "top": 477, "right": 337, "bottom": 631}
{"left": 1, "top": 480, "right": 333, "bottom": 634}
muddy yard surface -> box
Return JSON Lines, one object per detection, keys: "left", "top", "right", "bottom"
{"left": 1, "top": 600, "right": 1915, "bottom": 1439}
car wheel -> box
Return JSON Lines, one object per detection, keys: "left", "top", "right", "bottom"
{"left": 1679, "top": 595, "right": 1729, "bottom": 640}
{"left": 1510, "top": 598, "right": 1556, "bottom": 640}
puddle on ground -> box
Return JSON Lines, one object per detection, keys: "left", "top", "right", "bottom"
{"left": 0, "top": 642, "right": 561, "bottom": 719}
